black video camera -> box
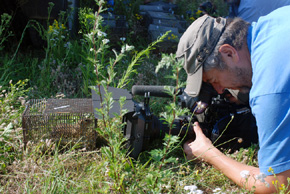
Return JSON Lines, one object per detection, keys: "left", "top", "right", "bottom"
{"left": 92, "top": 84, "right": 258, "bottom": 158}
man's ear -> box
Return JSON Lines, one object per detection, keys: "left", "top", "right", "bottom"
{"left": 219, "top": 44, "right": 239, "bottom": 63}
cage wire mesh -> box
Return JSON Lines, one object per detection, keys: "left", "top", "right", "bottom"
{"left": 22, "top": 98, "right": 97, "bottom": 149}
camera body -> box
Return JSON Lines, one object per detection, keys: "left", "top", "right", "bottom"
{"left": 92, "top": 85, "right": 258, "bottom": 159}
{"left": 122, "top": 90, "right": 198, "bottom": 158}
{"left": 122, "top": 84, "right": 234, "bottom": 158}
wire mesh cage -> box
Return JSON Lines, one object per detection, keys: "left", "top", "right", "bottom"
{"left": 22, "top": 98, "right": 97, "bottom": 149}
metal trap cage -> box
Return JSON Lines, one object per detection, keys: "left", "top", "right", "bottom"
{"left": 22, "top": 98, "right": 97, "bottom": 149}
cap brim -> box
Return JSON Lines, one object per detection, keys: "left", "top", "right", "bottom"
{"left": 184, "top": 66, "right": 203, "bottom": 97}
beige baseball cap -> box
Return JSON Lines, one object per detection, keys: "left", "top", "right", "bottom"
{"left": 176, "top": 15, "right": 227, "bottom": 97}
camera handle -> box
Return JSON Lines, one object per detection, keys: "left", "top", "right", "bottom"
{"left": 123, "top": 92, "right": 154, "bottom": 158}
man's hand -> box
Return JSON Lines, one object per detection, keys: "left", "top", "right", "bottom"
{"left": 183, "top": 122, "right": 214, "bottom": 161}
{"left": 183, "top": 123, "right": 290, "bottom": 193}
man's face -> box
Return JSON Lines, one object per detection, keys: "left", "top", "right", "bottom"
{"left": 202, "top": 65, "right": 252, "bottom": 94}
{"left": 202, "top": 42, "right": 252, "bottom": 95}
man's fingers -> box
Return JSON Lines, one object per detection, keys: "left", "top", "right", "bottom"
{"left": 183, "top": 140, "right": 195, "bottom": 160}
{"left": 192, "top": 122, "right": 203, "bottom": 135}
{"left": 184, "top": 139, "right": 193, "bottom": 145}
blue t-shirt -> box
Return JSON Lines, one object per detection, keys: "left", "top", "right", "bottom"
{"left": 230, "top": 0, "right": 290, "bottom": 23}
{"left": 248, "top": 6, "right": 290, "bottom": 175}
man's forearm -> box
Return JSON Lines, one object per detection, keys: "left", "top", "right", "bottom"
{"left": 184, "top": 123, "right": 287, "bottom": 193}
{"left": 200, "top": 146, "right": 276, "bottom": 193}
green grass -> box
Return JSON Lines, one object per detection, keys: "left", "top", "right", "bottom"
{"left": 0, "top": 0, "right": 273, "bottom": 193}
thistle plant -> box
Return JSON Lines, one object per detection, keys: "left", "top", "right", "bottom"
{"left": 79, "top": 1, "right": 109, "bottom": 95}
{"left": 146, "top": 53, "right": 191, "bottom": 191}
{"left": 80, "top": 0, "right": 172, "bottom": 192}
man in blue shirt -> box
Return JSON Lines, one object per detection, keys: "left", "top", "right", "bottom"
{"left": 224, "top": 0, "right": 290, "bottom": 100}
{"left": 191, "top": 0, "right": 290, "bottom": 151}
{"left": 226, "top": 0, "right": 290, "bottom": 22}
{"left": 177, "top": 5, "right": 290, "bottom": 193}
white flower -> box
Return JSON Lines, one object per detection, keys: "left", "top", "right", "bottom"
{"left": 102, "top": 39, "right": 109, "bottom": 44}
{"left": 90, "top": 48, "right": 94, "bottom": 52}
{"left": 184, "top": 185, "right": 204, "bottom": 194}
{"left": 213, "top": 188, "right": 221, "bottom": 193}
{"left": 240, "top": 170, "right": 250, "bottom": 179}
{"left": 255, "top": 173, "right": 267, "bottom": 183}
{"left": 97, "top": 31, "right": 107, "bottom": 37}
{"left": 184, "top": 185, "right": 198, "bottom": 191}
{"left": 213, "top": 187, "right": 225, "bottom": 194}
{"left": 120, "top": 37, "right": 126, "bottom": 41}
{"left": 121, "top": 46, "right": 125, "bottom": 53}
{"left": 121, "top": 44, "right": 134, "bottom": 53}
{"left": 125, "top": 44, "right": 134, "bottom": 51}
